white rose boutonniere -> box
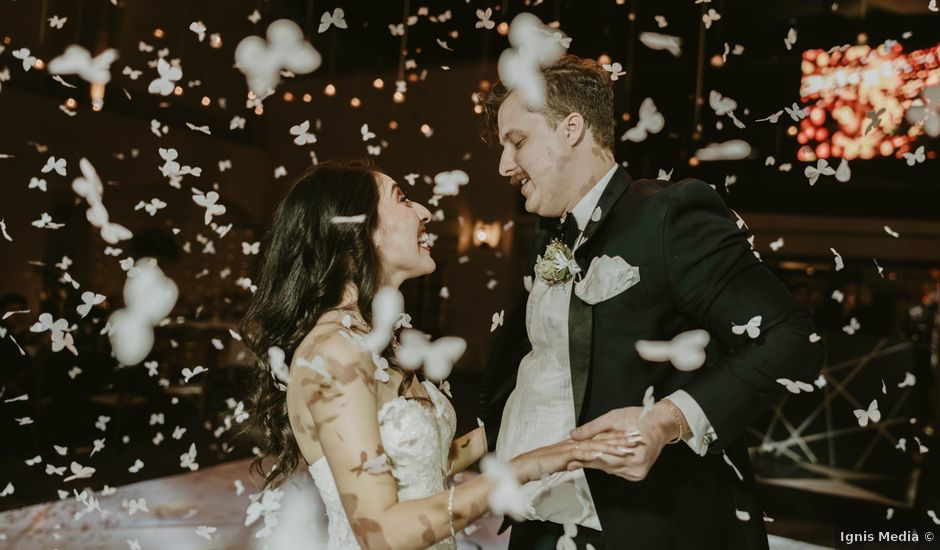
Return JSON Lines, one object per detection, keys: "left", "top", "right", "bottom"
{"left": 534, "top": 239, "right": 581, "bottom": 286}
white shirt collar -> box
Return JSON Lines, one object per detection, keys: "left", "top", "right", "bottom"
{"left": 569, "top": 163, "right": 618, "bottom": 231}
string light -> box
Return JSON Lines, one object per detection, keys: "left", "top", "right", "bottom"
{"left": 393, "top": 91, "right": 405, "bottom": 103}
{"left": 173, "top": 86, "right": 184, "bottom": 96}
{"left": 283, "top": 92, "right": 294, "bottom": 102}
{"left": 65, "top": 98, "right": 77, "bottom": 109}
{"left": 497, "top": 22, "right": 509, "bottom": 35}
{"left": 388, "top": 120, "right": 398, "bottom": 130}
{"left": 201, "top": 96, "right": 211, "bottom": 106}
{"left": 153, "top": 28, "right": 165, "bottom": 39}
{"left": 350, "top": 97, "right": 361, "bottom": 108}
{"left": 302, "top": 93, "right": 312, "bottom": 103}
{"left": 324, "top": 84, "right": 336, "bottom": 96}
{"left": 372, "top": 78, "right": 384, "bottom": 89}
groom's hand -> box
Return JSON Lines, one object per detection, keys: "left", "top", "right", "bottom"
{"left": 566, "top": 402, "right": 684, "bottom": 481}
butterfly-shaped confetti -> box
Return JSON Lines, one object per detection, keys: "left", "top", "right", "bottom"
{"left": 318, "top": 8, "right": 347, "bottom": 33}
{"left": 776, "top": 378, "right": 814, "bottom": 394}
{"left": 842, "top": 317, "right": 861, "bottom": 335}
{"left": 63, "top": 461, "right": 95, "bottom": 482}
{"left": 638, "top": 30, "right": 684, "bottom": 59}
{"left": 192, "top": 191, "right": 226, "bottom": 225}
{"left": 48, "top": 45, "right": 117, "bottom": 85}
{"left": 31, "top": 212, "right": 65, "bottom": 229}
{"left": 235, "top": 19, "right": 322, "bottom": 97}
{"left": 903, "top": 145, "right": 925, "bottom": 166}
{"left": 480, "top": 454, "right": 527, "bottom": 520}
{"left": 12, "top": 48, "right": 37, "bottom": 71}
{"left": 695, "top": 140, "right": 752, "bottom": 161}
{"left": 432, "top": 169, "right": 469, "bottom": 196}
{"left": 835, "top": 158, "right": 851, "bottom": 182}
{"left": 854, "top": 399, "right": 881, "bottom": 427}
{"left": 702, "top": 9, "right": 721, "bottom": 29}
{"left": 783, "top": 102, "right": 807, "bottom": 122}
{"left": 148, "top": 58, "right": 182, "bottom": 96}
{"left": 490, "top": 310, "right": 504, "bottom": 332}
{"left": 898, "top": 372, "right": 916, "bottom": 388}
{"left": 48, "top": 15, "right": 67, "bottom": 29}
{"left": 108, "top": 260, "right": 178, "bottom": 365}
{"left": 756, "top": 110, "right": 783, "bottom": 123}
{"left": 731, "top": 316, "right": 762, "bottom": 339}
{"left": 41, "top": 156, "right": 67, "bottom": 176}
{"left": 804, "top": 159, "right": 835, "bottom": 186}
{"left": 602, "top": 62, "right": 626, "bottom": 81}
{"left": 186, "top": 122, "right": 210, "bottom": 135}
{"left": 830, "top": 247, "right": 844, "bottom": 271}
{"left": 476, "top": 8, "right": 495, "bottom": 30}
{"left": 189, "top": 20, "right": 207, "bottom": 42}
{"left": 636, "top": 329, "right": 710, "bottom": 371}
{"left": 28, "top": 177, "right": 47, "bottom": 192}
{"left": 497, "top": 13, "right": 566, "bottom": 109}
{"left": 123, "top": 66, "right": 142, "bottom": 80}
{"left": 709, "top": 90, "right": 745, "bottom": 128}
{"left": 396, "top": 328, "right": 466, "bottom": 381}
{"left": 290, "top": 120, "right": 316, "bottom": 145}
{"left": 182, "top": 366, "right": 207, "bottom": 383}
{"left": 76, "top": 291, "right": 105, "bottom": 318}
{"left": 196, "top": 525, "right": 219, "bottom": 541}
{"left": 124, "top": 497, "right": 149, "bottom": 515}
{"left": 241, "top": 241, "right": 260, "bottom": 255}
{"left": 783, "top": 27, "right": 797, "bottom": 50}
{"left": 360, "top": 123, "right": 376, "bottom": 141}
{"left": 71, "top": 159, "right": 132, "bottom": 243}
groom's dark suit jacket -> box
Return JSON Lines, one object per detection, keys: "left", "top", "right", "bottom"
{"left": 480, "top": 168, "right": 825, "bottom": 549}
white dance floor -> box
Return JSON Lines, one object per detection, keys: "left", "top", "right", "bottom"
{"left": 0, "top": 458, "right": 828, "bottom": 549}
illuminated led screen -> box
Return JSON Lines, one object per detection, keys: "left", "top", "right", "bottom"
{"left": 797, "top": 42, "right": 939, "bottom": 162}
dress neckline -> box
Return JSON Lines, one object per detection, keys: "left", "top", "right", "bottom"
{"left": 308, "top": 381, "right": 444, "bottom": 469}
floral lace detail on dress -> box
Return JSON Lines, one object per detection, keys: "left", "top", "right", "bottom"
{"left": 308, "top": 381, "right": 457, "bottom": 549}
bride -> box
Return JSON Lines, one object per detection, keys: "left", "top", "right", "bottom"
{"left": 241, "top": 160, "right": 627, "bottom": 549}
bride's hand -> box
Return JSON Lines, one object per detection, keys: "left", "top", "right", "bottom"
{"left": 509, "top": 437, "right": 635, "bottom": 484}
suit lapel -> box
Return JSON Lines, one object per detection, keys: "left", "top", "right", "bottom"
{"left": 568, "top": 167, "right": 633, "bottom": 422}
{"left": 574, "top": 167, "right": 633, "bottom": 261}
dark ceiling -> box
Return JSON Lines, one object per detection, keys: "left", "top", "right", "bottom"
{"left": 1, "top": 0, "right": 938, "bottom": 219}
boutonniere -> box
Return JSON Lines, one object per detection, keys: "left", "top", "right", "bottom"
{"left": 534, "top": 239, "right": 581, "bottom": 286}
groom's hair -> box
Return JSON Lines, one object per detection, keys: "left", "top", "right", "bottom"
{"left": 480, "top": 54, "right": 615, "bottom": 150}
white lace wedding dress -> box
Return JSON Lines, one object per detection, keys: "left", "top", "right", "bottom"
{"left": 308, "top": 380, "right": 458, "bottom": 550}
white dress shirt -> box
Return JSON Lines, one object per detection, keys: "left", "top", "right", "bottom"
{"left": 495, "top": 164, "right": 716, "bottom": 531}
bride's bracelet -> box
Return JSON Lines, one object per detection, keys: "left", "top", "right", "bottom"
{"left": 447, "top": 483, "right": 456, "bottom": 538}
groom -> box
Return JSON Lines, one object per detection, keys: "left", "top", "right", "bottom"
{"left": 479, "top": 55, "right": 825, "bottom": 549}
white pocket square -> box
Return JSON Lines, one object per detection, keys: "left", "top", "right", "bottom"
{"left": 574, "top": 255, "right": 640, "bottom": 305}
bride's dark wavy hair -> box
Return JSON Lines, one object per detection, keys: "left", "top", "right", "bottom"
{"left": 240, "top": 159, "right": 415, "bottom": 490}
